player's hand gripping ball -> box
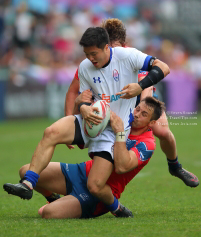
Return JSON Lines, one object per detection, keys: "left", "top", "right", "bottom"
{"left": 82, "top": 100, "right": 110, "bottom": 138}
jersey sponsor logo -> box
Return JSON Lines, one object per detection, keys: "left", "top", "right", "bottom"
{"left": 79, "top": 193, "right": 90, "bottom": 201}
{"left": 113, "top": 69, "right": 119, "bottom": 82}
{"left": 93, "top": 77, "right": 101, "bottom": 83}
{"left": 98, "top": 93, "right": 121, "bottom": 103}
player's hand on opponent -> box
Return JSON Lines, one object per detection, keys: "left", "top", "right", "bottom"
{"left": 75, "top": 89, "right": 94, "bottom": 106}
{"left": 80, "top": 104, "right": 103, "bottom": 128}
{"left": 116, "top": 83, "right": 143, "bottom": 99}
{"left": 110, "top": 111, "right": 124, "bottom": 134}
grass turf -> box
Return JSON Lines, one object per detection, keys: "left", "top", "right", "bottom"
{"left": 0, "top": 115, "right": 201, "bottom": 237}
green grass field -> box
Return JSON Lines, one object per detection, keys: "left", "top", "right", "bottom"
{"left": 0, "top": 115, "right": 201, "bottom": 237}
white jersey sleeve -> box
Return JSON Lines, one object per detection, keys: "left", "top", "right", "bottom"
{"left": 128, "top": 48, "right": 148, "bottom": 70}
{"left": 113, "top": 47, "right": 148, "bottom": 72}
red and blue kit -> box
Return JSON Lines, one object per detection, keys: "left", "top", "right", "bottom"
{"left": 60, "top": 129, "right": 155, "bottom": 218}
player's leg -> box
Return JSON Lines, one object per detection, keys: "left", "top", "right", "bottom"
{"left": 152, "top": 112, "right": 199, "bottom": 187}
{"left": 40, "top": 195, "right": 82, "bottom": 219}
{"left": 3, "top": 116, "right": 77, "bottom": 199}
{"left": 152, "top": 111, "right": 177, "bottom": 160}
{"left": 19, "top": 162, "right": 66, "bottom": 201}
{"left": 87, "top": 154, "right": 133, "bottom": 217}
{"left": 29, "top": 115, "right": 76, "bottom": 174}
{"left": 87, "top": 155, "right": 114, "bottom": 204}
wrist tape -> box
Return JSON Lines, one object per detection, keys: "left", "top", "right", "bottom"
{"left": 115, "top": 132, "right": 125, "bottom": 142}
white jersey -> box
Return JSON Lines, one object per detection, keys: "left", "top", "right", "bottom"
{"left": 78, "top": 47, "right": 148, "bottom": 130}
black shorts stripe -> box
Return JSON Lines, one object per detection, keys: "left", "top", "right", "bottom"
{"left": 72, "top": 117, "right": 84, "bottom": 145}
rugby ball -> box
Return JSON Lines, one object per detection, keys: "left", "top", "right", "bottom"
{"left": 82, "top": 100, "right": 110, "bottom": 138}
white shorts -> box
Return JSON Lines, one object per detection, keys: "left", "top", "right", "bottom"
{"left": 75, "top": 114, "right": 130, "bottom": 160}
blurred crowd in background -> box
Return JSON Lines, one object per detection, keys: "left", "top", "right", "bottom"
{"left": 0, "top": 0, "right": 201, "bottom": 119}
{"left": 1, "top": 0, "right": 201, "bottom": 85}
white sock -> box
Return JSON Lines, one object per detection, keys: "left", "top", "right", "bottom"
{"left": 112, "top": 203, "right": 120, "bottom": 213}
{"left": 22, "top": 180, "right": 33, "bottom": 189}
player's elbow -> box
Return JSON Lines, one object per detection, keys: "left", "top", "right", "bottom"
{"left": 115, "top": 165, "right": 128, "bottom": 174}
{"left": 160, "top": 62, "right": 170, "bottom": 77}
{"left": 154, "top": 60, "right": 170, "bottom": 77}
{"left": 164, "top": 63, "right": 170, "bottom": 76}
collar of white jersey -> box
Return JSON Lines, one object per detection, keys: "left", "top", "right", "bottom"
{"left": 109, "top": 47, "right": 112, "bottom": 61}
{"left": 102, "top": 47, "right": 112, "bottom": 68}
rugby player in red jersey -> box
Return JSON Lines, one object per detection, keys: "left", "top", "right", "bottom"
{"left": 65, "top": 18, "right": 199, "bottom": 188}
{"left": 19, "top": 96, "right": 163, "bottom": 219}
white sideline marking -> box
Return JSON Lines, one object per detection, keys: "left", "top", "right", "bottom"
{"left": 132, "top": 172, "right": 151, "bottom": 180}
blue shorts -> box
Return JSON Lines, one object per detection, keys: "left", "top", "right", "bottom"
{"left": 60, "top": 162, "right": 101, "bottom": 219}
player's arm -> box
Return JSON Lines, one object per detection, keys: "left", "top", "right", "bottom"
{"left": 65, "top": 76, "right": 80, "bottom": 116}
{"left": 138, "top": 74, "right": 153, "bottom": 100}
{"left": 73, "top": 89, "right": 94, "bottom": 115}
{"left": 114, "top": 142, "right": 138, "bottom": 174}
{"left": 110, "top": 112, "right": 138, "bottom": 174}
{"left": 137, "top": 58, "right": 169, "bottom": 91}
{"left": 116, "top": 56, "right": 170, "bottom": 99}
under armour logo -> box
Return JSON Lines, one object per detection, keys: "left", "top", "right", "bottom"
{"left": 93, "top": 77, "right": 101, "bottom": 83}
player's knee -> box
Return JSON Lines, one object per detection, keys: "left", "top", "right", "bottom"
{"left": 41, "top": 206, "right": 52, "bottom": 219}
{"left": 43, "top": 125, "right": 58, "bottom": 142}
{"left": 156, "top": 127, "right": 171, "bottom": 140}
{"left": 19, "top": 164, "right": 29, "bottom": 178}
{"left": 87, "top": 179, "right": 102, "bottom": 197}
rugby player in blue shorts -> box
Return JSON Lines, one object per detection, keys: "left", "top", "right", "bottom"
{"left": 65, "top": 18, "right": 199, "bottom": 188}
{"left": 19, "top": 96, "right": 163, "bottom": 219}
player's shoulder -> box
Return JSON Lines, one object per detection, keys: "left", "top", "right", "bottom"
{"left": 139, "top": 139, "right": 156, "bottom": 151}
{"left": 128, "top": 130, "right": 156, "bottom": 151}
{"left": 79, "top": 58, "right": 94, "bottom": 72}
{"left": 112, "top": 47, "right": 137, "bottom": 60}
{"left": 140, "top": 131, "right": 156, "bottom": 151}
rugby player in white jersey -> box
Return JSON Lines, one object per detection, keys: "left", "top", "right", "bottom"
{"left": 4, "top": 27, "right": 170, "bottom": 216}
{"left": 66, "top": 19, "right": 199, "bottom": 188}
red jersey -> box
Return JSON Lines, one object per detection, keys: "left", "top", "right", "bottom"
{"left": 85, "top": 129, "right": 155, "bottom": 217}
{"left": 74, "top": 69, "right": 79, "bottom": 80}
{"left": 85, "top": 129, "right": 155, "bottom": 198}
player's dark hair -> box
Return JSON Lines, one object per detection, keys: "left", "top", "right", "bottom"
{"left": 101, "top": 18, "right": 126, "bottom": 46}
{"left": 79, "top": 27, "right": 109, "bottom": 49}
{"left": 141, "top": 96, "right": 166, "bottom": 121}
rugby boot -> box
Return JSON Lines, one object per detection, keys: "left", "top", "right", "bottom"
{"left": 46, "top": 193, "right": 60, "bottom": 203}
{"left": 112, "top": 202, "right": 134, "bottom": 218}
{"left": 3, "top": 182, "right": 33, "bottom": 200}
{"left": 169, "top": 165, "right": 199, "bottom": 187}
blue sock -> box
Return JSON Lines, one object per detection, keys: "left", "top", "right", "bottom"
{"left": 167, "top": 156, "right": 180, "bottom": 170}
{"left": 106, "top": 196, "right": 119, "bottom": 212}
{"left": 24, "top": 170, "right": 40, "bottom": 188}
